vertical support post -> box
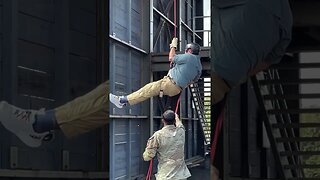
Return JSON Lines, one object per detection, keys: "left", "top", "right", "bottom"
{"left": 128, "top": 120, "right": 132, "bottom": 178}
{"left": 128, "top": 0, "right": 132, "bottom": 44}
{"left": 3, "top": 0, "right": 18, "bottom": 103}
{"left": 150, "top": 0, "right": 154, "bottom": 136}
{"left": 192, "top": 0, "right": 196, "bottom": 42}
{"left": 241, "top": 83, "right": 249, "bottom": 177}
{"left": 96, "top": 0, "right": 108, "bottom": 171}
{"left": 109, "top": 118, "right": 115, "bottom": 180}
{"left": 54, "top": 0, "right": 70, "bottom": 106}
{"left": 150, "top": 0, "right": 154, "bottom": 53}
{"left": 178, "top": 0, "right": 182, "bottom": 51}
{"left": 128, "top": 0, "right": 132, "bottom": 115}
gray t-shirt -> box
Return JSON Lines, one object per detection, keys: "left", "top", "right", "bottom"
{"left": 169, "top": 53, "right": 202, "bottom": 88}
{"left": 212, "top": 0, "right": 292, "bottom": 86}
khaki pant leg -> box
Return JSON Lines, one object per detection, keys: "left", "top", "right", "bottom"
{"left": 212, "top": 73, "right": 230, "bottom": 104}
{"left": 161, "top": 76, "right": 182, "bottom": 97}
{"left": 127, "top": 76, "right": 182, "bottom": 105}
{"left": 211, "top": 165, "right": 219, "bottom": 180}
{"left": 55, "top": 81, "right": 109, "bottom": 138}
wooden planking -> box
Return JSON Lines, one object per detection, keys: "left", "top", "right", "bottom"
{"left": 17, "top": 67, "right": 54, "bottom": 99}
{"left": 69, "top": 54, "right": 96, "bottom": 98}
{"left": 69, "top": 30, "right": 96, "bottom": 60}
{"left": 18, "top": 0, "right": 55, "bottom": 22}
{"left": 69, "top": 5, "right": 96, "bottom": 37}
{"left": 17, "top": 39, "right": 54, "bottom": 73}
{"left": 18, "top": 13, "right": 54, "bottom": 47}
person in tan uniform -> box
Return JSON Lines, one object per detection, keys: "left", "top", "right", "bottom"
{"left": 143, "top": 110, "right": 191, "bottom": 180}
{"left": 0, "top": 81, "right": 108, "bottom": 147}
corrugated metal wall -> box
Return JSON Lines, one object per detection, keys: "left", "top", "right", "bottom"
{"left": 0, "top": 0, "right": 105, "bottom": 173}
{"left": 109, "top": 0, "right": 149, "bottom": 179}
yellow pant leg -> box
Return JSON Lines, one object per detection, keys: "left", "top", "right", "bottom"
{"left": 127, "top": 76, "right": 181, "bottom": 105}
{"left": 212, "top": 73, "right": 230, "bottom": 104}
{"left": 55, "top": 81, "right": 109, "bottom": 138}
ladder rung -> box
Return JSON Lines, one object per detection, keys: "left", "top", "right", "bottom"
{"left": 284, "top": 164, "right": 320, "bottom": 169}
{"left": 273, "top": 123, "right": 320, "bottom": 128}
{"left": 190, "top": 90, "right": 211, "bottom": 93}
{"left": 263, "top": 93, "right": 320, "bottom": 100}
{"left": 280, "top": 151, "right": 320, "bottom": 156}
{"left": 268, "top": 108, "right": 320, "bottom": 114}
{"left": 276, "top": 137, "right": 320, "bottom": 142}
{"left": 259, "top": 78, "right": 320, "bottom": 85}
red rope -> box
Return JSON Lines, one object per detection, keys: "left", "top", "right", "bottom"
{"left": 175, "top": 97, "right": 180, "bottom": 113}
{"left": 146, "top": 159, "right": 153, "bottom": 180}
{"left": 210, "top": 107, "right": 225, "bottom": 162}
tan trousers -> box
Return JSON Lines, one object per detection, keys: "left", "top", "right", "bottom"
{"left": 127, "top": 76, "right": 182, "bottom": 105}
{"left": 212, "top": 73, "right": 230, "bottom": 104}
{"left": 55, "top": 81, "right": 109, "bottom": 138}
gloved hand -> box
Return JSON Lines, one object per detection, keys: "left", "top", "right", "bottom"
{"left": 170, "top": 37, "right": 178, "bottom": 49}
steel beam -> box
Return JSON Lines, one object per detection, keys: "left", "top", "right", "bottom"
{"left": 153, "top": 7, "right": 176, "bottom": 28}
{"left": 109, "top": 35, "right": 147, "bottom": 54}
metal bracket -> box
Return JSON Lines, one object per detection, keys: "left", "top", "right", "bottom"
{"left": 62, "top": 150, "right": 69, "bottom": 170}
{"left": 10, "top": 146, "right": 18, "bottom": 169}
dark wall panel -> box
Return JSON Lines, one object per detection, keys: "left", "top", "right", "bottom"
{"left": 17, "top": 67, "right": 54, "bottom": 99}
{"left": 70, "top": 0, "right": 96, "bottom": 14}
{"left": 18, "top": 0, "right": 55, "bottom": 22}
{"left": 0, "top": 0, "right": 102, "bottom": 173}
{"left": 69, "top": 5, "right": 96, "bottom": 36}
{"left": 69, "top": 55, "right": 96, "bottom": 98}
{"left": 228, "top": 86, "right": 242, "bottom": 176}
{"left": 18, "top": 13, "right": 54, "bottom": 47}
{"left": 17, "top": 40, "right": 54, "bottom": 73}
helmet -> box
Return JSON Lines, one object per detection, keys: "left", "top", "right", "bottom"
{"left": 185, "top": 43, "right": 200, "bottom": 55}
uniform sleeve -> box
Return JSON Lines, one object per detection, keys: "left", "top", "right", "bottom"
{"left": 175, "top": 117, "right": 185, "bottom": 130}
{"left": 143, "top": 133, "right": 160, "bottom": 161}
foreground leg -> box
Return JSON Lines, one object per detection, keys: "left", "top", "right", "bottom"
{"left": 55, "top": 81, "right": 109, "bottom": 138}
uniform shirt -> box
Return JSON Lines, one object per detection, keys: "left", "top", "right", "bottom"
{"left": 212, "top": 0, "right": 292, "bottom": 86}
{"left": 169, "top": 53, "right": 202, "bottom": 88}
{"left": 143, "top": 123, "right": 191, "bottom": 180}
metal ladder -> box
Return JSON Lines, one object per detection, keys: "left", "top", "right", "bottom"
{"left": 189, "top": 78, "right": 211, "bottom": 145}
{"left": 251, "top": 65, "right": 320, "bottom": 180}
